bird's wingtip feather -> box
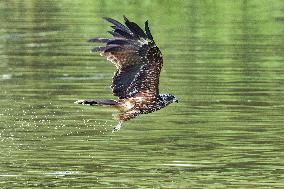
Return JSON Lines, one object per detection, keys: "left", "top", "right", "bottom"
{"left": 123, "top": 15, "right": 129, "bottom": 22}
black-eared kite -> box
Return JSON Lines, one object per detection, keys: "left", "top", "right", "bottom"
{"left": 75, "top": 16, "right": 178, "bottom": 131}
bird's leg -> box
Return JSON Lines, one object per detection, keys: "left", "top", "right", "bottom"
{"left": 112, "top": 120, "right": 123, "bottom": 132}
{"left": 111, "top": 110, "right": 140, "bottom": 132}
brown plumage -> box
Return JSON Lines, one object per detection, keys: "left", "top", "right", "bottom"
{"left": 75, "top": 16, "right": 178, "bottom": 131}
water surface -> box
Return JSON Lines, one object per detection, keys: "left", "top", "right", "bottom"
{"left": 0, "top": 0, "right": 284, "bottom": 188}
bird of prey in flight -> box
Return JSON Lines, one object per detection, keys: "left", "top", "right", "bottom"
{"left": 75, "top": 16, "right": 178, "bottom": 131}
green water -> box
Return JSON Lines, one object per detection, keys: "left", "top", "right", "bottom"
{"left": 1, "top": 0, "right": 284, "bottom": 188}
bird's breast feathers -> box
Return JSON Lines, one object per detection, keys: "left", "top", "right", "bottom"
{"left": 118, "top": 96, "right": 159, "bottom": 112}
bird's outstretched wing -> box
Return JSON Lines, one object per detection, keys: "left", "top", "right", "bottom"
{"left": 89, "top": 16, "right": 163, "bottom": 99}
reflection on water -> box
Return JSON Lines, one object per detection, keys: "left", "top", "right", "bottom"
{"left": 1, "top": 0, "right": 284, "bottom": 188}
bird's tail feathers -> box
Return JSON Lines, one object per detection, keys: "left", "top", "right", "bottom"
{"left": 75, "top": 99, "right": 118, "bottom": 106}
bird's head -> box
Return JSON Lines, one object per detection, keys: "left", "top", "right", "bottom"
{"left": 160, "top": 94, "right": 178, "bottom": 104}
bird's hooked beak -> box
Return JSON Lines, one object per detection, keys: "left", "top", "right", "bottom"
{"left": 173, "top": 97, "right": 178, "bottom": 103}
